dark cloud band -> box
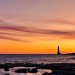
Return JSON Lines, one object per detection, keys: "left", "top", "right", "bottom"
{"left": 0, "top": 19, "right": 75, "bottom": 41}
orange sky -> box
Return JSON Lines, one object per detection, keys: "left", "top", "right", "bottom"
{"left": 0, "top": 0, "right": 75, "bottom": 54}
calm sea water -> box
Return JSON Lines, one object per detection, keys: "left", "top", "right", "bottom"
{"left": 0, "top": 54, "right": 75, "bottom": 75}
{"left": 0, "top": 54, "right": 75, "bottom": 63}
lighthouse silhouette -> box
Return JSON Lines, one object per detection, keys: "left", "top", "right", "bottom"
{"left": 57, "top": 46, "right": 61, "bottom": 54}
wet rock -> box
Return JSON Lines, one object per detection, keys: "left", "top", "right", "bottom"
{"left": 42, "top": 72, "right": 51, "bottom": 75}
{"left": 4, "top": 67, "right": 9, "bottom": 71}
{"left": 51, "top": 70, "right": 75, "bottom": 75}
{"left": 28, "top": 68, "right": 38, "bottom": 73}
{"left": 15, "top": 68, "right": 28, "bottom": 73}
{"left": 4, "top": 74, "right": 10, "bottom": 75}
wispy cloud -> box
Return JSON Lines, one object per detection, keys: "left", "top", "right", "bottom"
{"left": 20, "top": 18, "right": 75, "bottom": 25}
{"left": 0, "top": 25, "right": 70, "bottom": 35}
{"left": 42, "top": 19, "right": 75, "bottom": 25}
{"left": 0, "top": 35, "right": 22, "bottom": 42}
{"left": 1, "top": 16, "right": 75, "bottom": 25}
{"left": 0, "top": 19, "right": 75, "bottom": 41}
{"left": 0, "top": 24, "right": 75, "bottom": 39}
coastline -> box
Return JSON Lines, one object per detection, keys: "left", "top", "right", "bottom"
{"left": 0, "top": 62, "right": 75, "bottom": 75}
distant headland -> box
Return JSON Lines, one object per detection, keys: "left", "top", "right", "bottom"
{"left": 57, "top": 46, "right": 75, "bottom": 55}
{"left": 66, "top": 53, "right": 75, "bottom": 55}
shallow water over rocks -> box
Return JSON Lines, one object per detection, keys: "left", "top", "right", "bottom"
{"left": 0, "top": 67, "right": 52, "bottom": 75}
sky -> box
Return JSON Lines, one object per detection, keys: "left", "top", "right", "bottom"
{"left": 0, "top": 0, "right": 75, "bottom": 54}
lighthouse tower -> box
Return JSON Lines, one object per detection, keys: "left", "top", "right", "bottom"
{"left": 57, "top": 46, "right": 61, "bottom": 54}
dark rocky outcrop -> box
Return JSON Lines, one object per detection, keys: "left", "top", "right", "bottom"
{"left": 28, "top": 68, "right": 38, "bottom": 73}
{"left": 66, "top": 53, "right": 75, "bottom": 55}
{"left": 15, "top": 68, "right": 28, "bottom": 73}
{"left": 4, "top": 74, "right": 10, "bottom": 75}
{"left": 42, "top": 72, "right": 51, "bottom": 75}
{"left": 4, "top": 67, "right": 9, "bottom": 71}
{"left": 0, "top": 63, "right": 75, "bottom": 75}
{"left": 51, "top": 69, "right": 75, "bottom": 75}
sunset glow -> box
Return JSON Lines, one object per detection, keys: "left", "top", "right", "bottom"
{"left": 0, "top": 0, "right": 75, "bottom": 54}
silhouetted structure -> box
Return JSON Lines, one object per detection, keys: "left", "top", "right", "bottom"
{"left": 57, "top": 46, "right": 61, "bottom": 54}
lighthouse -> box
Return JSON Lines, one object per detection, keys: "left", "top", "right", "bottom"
{"left": 57, "top": 46, "right": 61, "bottom": 54}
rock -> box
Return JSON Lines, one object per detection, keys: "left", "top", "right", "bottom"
{"left": 15, "top": 68, "right": 28, "bottom": 73}
{"left": 42, "top": 72, "right": 51, "bottom": 75}
{"left": 4, "top": 67, "right": 9, "bottom": 71}
{"left": 52, "top": 70, "right": 75, "bottom": 75}
{"left": 4, "top": 74, "right": 10, "bottom": 75}
{"left": 28, "top": 68, "right": 38, "bottom": 73}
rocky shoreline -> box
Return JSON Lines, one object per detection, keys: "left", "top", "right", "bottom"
{"left": 0, "top": 62, "right": 75, "bottom": 75}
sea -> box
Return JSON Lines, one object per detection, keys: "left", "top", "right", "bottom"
{"left": 0, "top": 54, "right": 75, "bottom": 75}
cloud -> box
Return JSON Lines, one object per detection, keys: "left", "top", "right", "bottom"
{"left": 0, "top": 24, "right": 72, "bottom": 35}
{"left": 0, "top": 25, "right": 75, "bottom": 38}
{"left": 0, "top": 32, "right": 19, "bottom": 36}
{"left": 0, "top": 35, "right": 22, "bottom": 42}
{"left": 0, "top": 19, "right": 75, "bottom": 41}
{"left": 42, "top": 19, "right": 75, "bottom": 25}
{"left": 1, "top": 16, "right": 75, "bottom": 25}
{"left": 20, "top": 18, "right": 75, "bottom": 25}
